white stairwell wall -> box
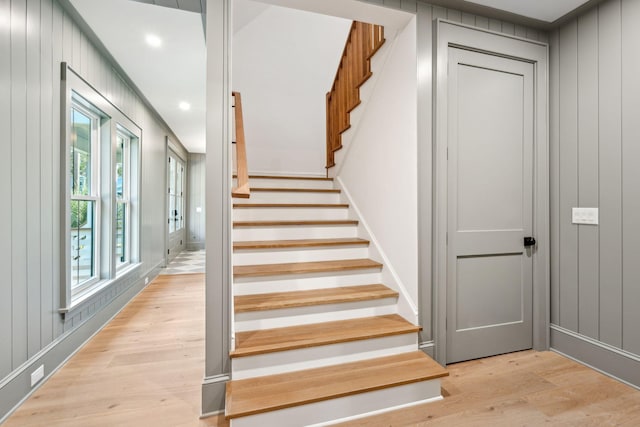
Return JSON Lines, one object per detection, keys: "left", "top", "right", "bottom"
{"left": 329, "top": 17, "right": 419, "bottom": 319}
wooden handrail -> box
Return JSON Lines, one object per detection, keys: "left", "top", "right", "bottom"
{"left": 326, "top": 21, "right": 385, "bottom": 170}
{"left": 232, "top": 92, "right": 250, "bottom": 198}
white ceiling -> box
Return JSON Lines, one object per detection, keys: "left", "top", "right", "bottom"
{"left": 69, "top": 0, "right": 594, "bottom": 155}
{"left": 70, "top": 0, "right": 207, "bottom": 153}
{"left": 464, "top": 0, "right": 591, "bottom": 23}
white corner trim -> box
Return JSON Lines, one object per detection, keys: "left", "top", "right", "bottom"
{"left": 336, "top": 176, "right": 418, "bottom": 322}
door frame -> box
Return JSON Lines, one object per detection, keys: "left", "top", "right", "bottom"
{"left": 165, "top": 138, "right": 187, "bottom": 266}
{"left": 433, "top": 19, "right": 549, "bottom": 365}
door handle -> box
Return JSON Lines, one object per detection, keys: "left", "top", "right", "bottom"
{"left": 524, "top": 237, "right": 536, "bottom": 247}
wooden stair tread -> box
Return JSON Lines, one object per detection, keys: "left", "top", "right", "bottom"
{"left": 231, "top": 314, "right": 419, "bottom": 357}
{"left": 233, "top": 258, "right": 382, "bottom": 278}
{"left": 249, "top": 187, "right": 340, "bottom": 193}
{"left": 234, "top": 174, "right": 333, "bottom": 181}
{"left": 233, "top": 220, "right": 358, "bottom": 227}
{"left": 233, "top": 237, "right": 369, "bottom": 250}
{"left": 225, "top": 351, "right": 447, "bottom": 419}
{"left": 233, "top": 203, "right": 348, "bottom": 208}
{"left": 234, "top": 284, "right": 397, "bottom": 313}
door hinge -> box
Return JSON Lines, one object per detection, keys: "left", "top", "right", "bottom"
{"left": 446, "top": 147, "right": 449, "bottom": 160}
{"left": 167, "top": 249, "right": 170, "bottom": 255}
{"left": 446, "top": 232, "right": 448, "bottom": 245}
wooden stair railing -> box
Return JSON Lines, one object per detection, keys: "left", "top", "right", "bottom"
{"left": 232, "top": 91, "right": 250, "bottom": 198}
{"left": 326, "top": 21, "right": 385, "bottom": 170}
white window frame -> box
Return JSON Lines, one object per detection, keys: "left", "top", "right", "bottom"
{"left": 69, "top": 101, "right": 102, "bottom": 295}
{"left": 60, "top": 63, "right": 142, "bottom": 312}
{"left": 115, "top": 128, "right": 131, "bottom": 270}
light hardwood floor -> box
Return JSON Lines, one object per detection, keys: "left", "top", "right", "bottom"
{"left": 5, "top": 272, "right": 640, "bottom": 426}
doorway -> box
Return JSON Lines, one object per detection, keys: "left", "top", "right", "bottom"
{"left": 434, "top": 21, "right": 549, "bottom": 365}
{"left": 167, "top": 147, "right": 186, "bottom": 264}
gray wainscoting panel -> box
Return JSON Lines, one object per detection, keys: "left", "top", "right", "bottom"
{"left": 550, "top": 0, "right": 640, "bottom": 384}
{"left": 576, "top": 8, "right": 599, "bottom": 340}
{"left": 558, "top": 19, "right": 579, "bottom": 332}
{"left": 620, "top": 0, "right": 640, "bottom": 356}
{"left": 0, "top": 0, "right": 190, "bottom": 420}
{"left": 0, "top": 0, "right": 11, "bottom": 380}
{"left": 597, "top": 0, "right": 622, "bottom": 349}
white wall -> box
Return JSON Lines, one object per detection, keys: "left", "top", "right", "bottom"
{"left": 232, "top": 1, "right": 352, "bottom": 176}
{"left": 336, "top": 18, "right": 418, "bottom": 304}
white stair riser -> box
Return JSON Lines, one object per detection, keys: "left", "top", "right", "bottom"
{"left": 242, "top": 192, "right": 341, "bottom": 204}
{"left": 234, "top": 178, "right": 334, "bottom": 190}
{"left": 234, "top": 297, "right": 397, "bottom": 331}
{"left": 233, "top": 207, "right": 349, "bottom": 221}
{"left": 233, "top": 271, "right": 382, "bottom": 295}
{"left": 231, "top": 333, "right": 417, "bottom": 380}
{"left": 233, "top": 246, "right": 370, "bottom": 265}
{"left": 232, "top": 225, "right": 358, "bottom": 241}
{"left": 229, "top": 379, "right": 442, "bottom": 427}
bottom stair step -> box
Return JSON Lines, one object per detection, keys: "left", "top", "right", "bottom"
{"left": 225, "top": 351, "right": 448, "bottom": 422}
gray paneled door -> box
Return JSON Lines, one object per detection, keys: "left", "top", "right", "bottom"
{"left": 446, "top": 47, "right": 534, "bottom": 364}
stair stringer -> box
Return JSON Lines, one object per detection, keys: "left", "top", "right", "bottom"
{"left": 335, "top": 176, "right": 419, "bottom": 325}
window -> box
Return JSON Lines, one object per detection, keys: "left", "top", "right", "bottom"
{"left": 61, "top": 64, "right": 141, "bottom": 311}
{"left": 69, "top": 103, "right": 100, "bottom": 294}
{"left": 116, "top": 129, "right": 131, "bottom": 269}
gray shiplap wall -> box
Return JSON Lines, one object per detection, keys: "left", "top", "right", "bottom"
{"left": 550, "top": 0, "right": 640, "bottom": 386}
{"left": 0, "top": 0, "right": 187, "bottom": 418}
{"left": 187, "top": 153, "right": 206, "bottom": 250}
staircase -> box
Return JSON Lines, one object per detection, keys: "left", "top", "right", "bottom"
{"left": 226, "top": 175, "right": 448, "bottom": 426}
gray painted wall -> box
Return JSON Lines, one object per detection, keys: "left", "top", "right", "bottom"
{"left": 0, "top": 0, "right": 187, "bottom": 419}
{"left": 187, "top": 153, "right": 206, "bottom": 250}
{"left": 549, "top": 0, "right": 640, "bottom": 387}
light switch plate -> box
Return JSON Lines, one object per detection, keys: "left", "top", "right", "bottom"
{"left": 572, "top": 207, "right": 598, "bottom": 225}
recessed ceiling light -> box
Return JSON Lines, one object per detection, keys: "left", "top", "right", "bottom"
{"left": 179, "top": 102, "right": 191, "bottom": 111}
{"left": 145, "top": 34, "right": 162, "bottom": 48}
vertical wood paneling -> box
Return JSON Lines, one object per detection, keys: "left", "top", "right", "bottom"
{"left": 549, "top": 29, "right": 560, "bottom": 325}
{"left": 26, "top": 0, "right": 42, "bottom": 358}
{"left": 558, "top": 19, "right": 579, "bottom": 332}
{"left": 431, "top": 5, "right": 446, "bottom": 20}
{"left": 382, "top": 0, "right": 400, "bottom": 10}
{"left": 514, "top": 24, "right": 527, "bottom": 38}
{"left": 620, "top": 0, "right": 640, "bottom": 356}
{"left": 461, "top": 12, "right": 474, "bottom": 25}
{"left": 488, "top": 18, "right": 501, "bottom": 32}
{"left": 598, "top": 0, "right": 623, "bottom": 348}
{"left": 474, "top": 16, "right": 489, "bottom": 30}
{"left": 11, "top": 0, "right": 29, "bottom": 369}
{"left": 40, "top": 0, "right": 54, "bottom": 349}
{"left": 399, "top": 0, "right": 416, "bottom": 13}
{"left": 51, "top": 0, "right": 63, "bottom": 340}
{"left": 576, "top": 8, "right": 600, "bottom": 340}
{"left": 0, "top": 0, "right": 13, "bottom": 378}
{"left": 500, "top": 21, "right": 514, "bottom": 35}
{"left": 446, "top": 9, "right": 462, "bottom": 22}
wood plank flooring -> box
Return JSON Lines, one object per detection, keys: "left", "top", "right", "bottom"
{"left": 5, "top": 272, "right": 640, "bottom": 426}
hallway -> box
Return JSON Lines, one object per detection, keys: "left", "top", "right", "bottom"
{"left": 4, "top": 270, "right": 640, "bottom": 425}
{"left": 3, "top": 273, "right": 224, "bottom": 427}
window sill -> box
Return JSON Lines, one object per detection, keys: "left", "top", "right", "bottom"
{"left": 60, "top": 263, "right": 142, "bottom": 315}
